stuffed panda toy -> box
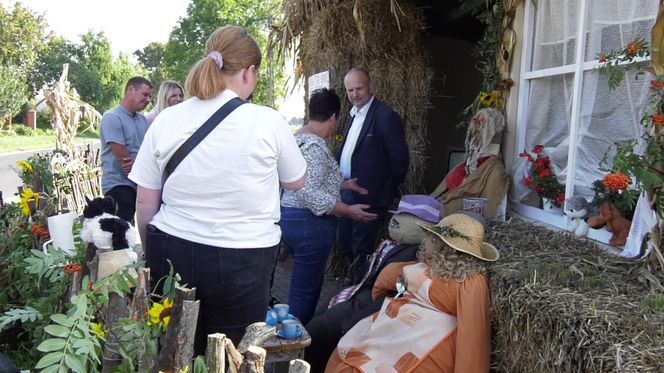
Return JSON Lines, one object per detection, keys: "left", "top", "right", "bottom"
{"left": 80, "top": 196, "right": 138, "bottom": 262}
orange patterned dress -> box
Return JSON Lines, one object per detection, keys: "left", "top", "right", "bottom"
{"left": 325, "top": 261, "right": 491, "bottom": 372}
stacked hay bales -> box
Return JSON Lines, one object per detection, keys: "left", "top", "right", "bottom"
{"left": 488, "top": 219, "right": 664, "bottom": 372}
{"left": 280, "top": 0, "right": 433, "bottom": 194}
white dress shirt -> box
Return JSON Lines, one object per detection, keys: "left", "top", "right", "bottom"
{"left": 339, "top": 96, "right": 375, "bottom": 179}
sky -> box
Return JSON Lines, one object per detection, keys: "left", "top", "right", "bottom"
{"left": 4, "top": 0, "right": 189, "bottom": 56}
{"left": 3, "top": 0, "right": 305, "bottom": 118}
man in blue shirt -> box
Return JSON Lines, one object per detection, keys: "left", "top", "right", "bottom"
{"left": 99, "top": 76, "right": 153, "bottom": 222}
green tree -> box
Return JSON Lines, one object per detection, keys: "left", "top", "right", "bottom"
{"left": 0, "top": 65, "right": 27, "bottom": 126}
{"left": 33, "top": 32, "right": 147, "bottom": 113}
{"left": 162, "top": 0, "right": 284, "bottom": 105}
{"left": 134, "top": 42, "right": 168, "bottom": 93}
{"left": 0, "top": 2, "right": 48, "bottom": 120}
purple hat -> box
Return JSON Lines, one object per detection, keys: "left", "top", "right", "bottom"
{"left": 389, "top": 195, "right": 441, "bottom": 223}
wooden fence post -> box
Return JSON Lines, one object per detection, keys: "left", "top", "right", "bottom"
{"left": 205, "top": 333, "right": 227, "bottom": 373}
{"left": 288, "top": 359, "right": 310, "bottom": 373}
{"left": 156, "top": 287, "right": 199, "bottom": 372}
{"left": 239, "top": 346, "right": 266, "bottom": 373}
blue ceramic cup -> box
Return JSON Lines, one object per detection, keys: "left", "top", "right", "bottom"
{"left": 265, "top": 308, "right": 278, "bottom": 326}
{"left": 273, "top": 303, "right": 289, "bottom": 321}
{"left": 281, "top": 319, "right": 302, "bottom": 339}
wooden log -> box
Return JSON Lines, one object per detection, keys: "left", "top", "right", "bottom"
{"left": 130, "top": 268, "right": 151, "bottom": 372}
{"left": 205, "top": 333, "right": 227, "bottom": 373}
{"left": 101, "top": 292, "right": 129, "bottom": 373}
{"left": 130, "top": 268, "right": 150, "bottom": 319}
{"left": 239, "top": 346, "right": 266, "bottom": 373}
{"left": 238, "top": 322, "right": 275, "bottom": 353}
{"left": 156, "top": 287, "right": 198, "bottom": 373}
{"left": 66, "top": 270, "right": 82, "bottom": 299}
{"left": 224, "top": 339, "right": 244, "bottom": 373}
{"left": 288, "top": 359, "right": 310, "bottom": 373}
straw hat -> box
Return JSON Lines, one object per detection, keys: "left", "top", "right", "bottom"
{"left": 418, "top": 213, "right": 499, "bottom": 262}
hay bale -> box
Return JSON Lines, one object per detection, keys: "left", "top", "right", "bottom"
{"left": 280, "top": 0, "right": 433, "bottom": 194}
{"left": 487, "top": 219, "right": 664, "bottom": 372}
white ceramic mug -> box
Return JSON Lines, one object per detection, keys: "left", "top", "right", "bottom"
{"left": 44, "top": 212, "right": 77, "bottom": 255}
{"left": 281, "top": 319, "right": 302, "bottom": 339}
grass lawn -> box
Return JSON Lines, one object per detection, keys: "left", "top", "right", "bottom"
{"left": 0, "top": 133, "right": 99, "bottom": 154}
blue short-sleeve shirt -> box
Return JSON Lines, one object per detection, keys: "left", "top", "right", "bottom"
{"left": 99, "top": 105, "right": 149, "bottom": 193}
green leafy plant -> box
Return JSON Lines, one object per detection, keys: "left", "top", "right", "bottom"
{"left": 595, "top": 36, "right": 664, "bottom": 217}
{"left": 597, "top": 38, "right": 651, "bottom": 90}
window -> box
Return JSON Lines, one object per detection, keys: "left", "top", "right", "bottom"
{"left": 512, "top": 0, "right": 658, "bottom": 239}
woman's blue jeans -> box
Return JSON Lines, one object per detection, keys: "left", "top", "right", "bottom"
{"left": 279, "top": 207, "right": 337, "bottom": 325}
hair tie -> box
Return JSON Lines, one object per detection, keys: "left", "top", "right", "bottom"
{"left": 207, "top": 51, "right": 223, "bottom": 69}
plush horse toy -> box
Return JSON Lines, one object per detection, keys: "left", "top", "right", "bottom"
{"left": 80, "top": 196, "right": 138, "bottom": 262}
{"left": 586, "top": 202, "right": 631, "bottom": 247}
{"left": 563, "top": 196, "right": 589, "bottom": 238}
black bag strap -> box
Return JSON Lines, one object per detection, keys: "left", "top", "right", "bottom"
{"left": 162, "top": 97, "right": 246, "bottom": 186}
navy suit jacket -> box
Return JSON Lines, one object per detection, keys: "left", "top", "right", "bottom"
{"left": 336, "top": 98, "right": 409, "bottom": 209}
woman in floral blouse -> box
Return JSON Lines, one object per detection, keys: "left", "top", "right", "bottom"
{"left": 280, "top": 88, "right": 377, "bottom": 324}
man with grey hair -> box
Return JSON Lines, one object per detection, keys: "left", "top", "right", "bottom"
{"left": 336, "top": 67, "right": 409, "bottom": 280}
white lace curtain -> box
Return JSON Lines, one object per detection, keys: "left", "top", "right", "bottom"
{"left": 513, "top": 0, "right": 658, "bottom": 201}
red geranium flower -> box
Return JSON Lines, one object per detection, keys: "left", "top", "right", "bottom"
{"left": 523, "top": 176, "right": 533, "bottom": 186}
{"left": 519, "top": 151, "right": 533, "bottom": 162}
{"left": 533, "top": 145, "right": 544, "bottom": 154}
{"left": 651, "top": 80, "right": 664, "bottom": 90}
{"left": 538, "top": 169, "right": 552, "bottom": 178}
{"left": 555, "top": 194, "right": 565, "bottom": 206}
{"left": 598, "top": 54, "right": 608, "bottom": 63}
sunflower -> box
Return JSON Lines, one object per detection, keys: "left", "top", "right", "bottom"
{"left": 16, "top": 160, "right": 33, "bottom": 173}
{"left": 90, "top": 322, "right": 106, "bottom": 338}
{"left": 19, "top": 188, "right": 40, "bottom": 216}
{"left": 335, "top": 134, "right": 344, "bottom": 143}
{"left": 148, "top": 298, "right": 173, "bottom": 327}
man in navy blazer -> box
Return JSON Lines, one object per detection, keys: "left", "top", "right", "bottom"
{"left": 336, "top": 67, "right": 409, "bottom": 279}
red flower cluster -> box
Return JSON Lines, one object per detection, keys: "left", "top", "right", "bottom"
{"left": 63, "top": 263, "right": 83, "bottom": 275}
{"left": 652, "top": 114, "right": 664, "bottom": 126}
{"left": 626, "top": 40, "right": 642, "bottom": 56}
{"left": 519, "top": 145, "right": 566, "bottom": 208}
{"left": 30, "top": 223, "right": 49, "bottom": 239}
{"left": 651, "top": 80, "right": 664, "bottom": 90}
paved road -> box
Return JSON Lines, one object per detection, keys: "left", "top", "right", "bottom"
{"left": 0, "top": 141, "right": 100, "bottom": 204}
{"left": 0, "top": 149, "right": 43, "bottom": 203}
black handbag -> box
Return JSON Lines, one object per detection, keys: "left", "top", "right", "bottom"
{"left": 161, "top": 97, "right": 246, "bottom": 187}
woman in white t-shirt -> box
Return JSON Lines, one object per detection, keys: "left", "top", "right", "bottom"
{"left": 129, "top": 25, "right": 306, "bottom": 354}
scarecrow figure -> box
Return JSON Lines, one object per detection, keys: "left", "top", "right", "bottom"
{"left": 43, "top": 63, "right": 100, "bottom": 155}
{"left": 325, "top": 213, "right": 497, "bottom": 372}
{"left": 431, "top": 108, "right": 510, "bottom": 219}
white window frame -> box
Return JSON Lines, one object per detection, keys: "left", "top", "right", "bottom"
{"left": 511, "top": 0, "right": 651, "bottom": 243}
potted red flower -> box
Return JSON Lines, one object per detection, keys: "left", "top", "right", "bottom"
{"left": 519, "top": 145, "right": 565, "bottom": 208}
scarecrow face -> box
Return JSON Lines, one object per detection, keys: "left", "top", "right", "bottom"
{"left": 389, "top": 213, "right": 429, "bottom": 245}
{"left": 344, "top": 71, "right": 372, "bottom": 109}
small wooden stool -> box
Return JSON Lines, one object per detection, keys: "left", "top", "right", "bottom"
{"left": 260, "top": 325, "right": 311, "bottom": 373}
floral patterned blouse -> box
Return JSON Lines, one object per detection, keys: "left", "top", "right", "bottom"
{"left": 281, "top": 133, "right": 342, "bottom": 216}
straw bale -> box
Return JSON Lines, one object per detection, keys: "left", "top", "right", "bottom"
{"left": 487, "top": 219, "right": 664, "bottom": 372}
{"left": 281, "top": 0, "right": 433, "bottom": 194}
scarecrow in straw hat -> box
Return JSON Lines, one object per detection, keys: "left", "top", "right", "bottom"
{"left": 325, "top": 213, "right": 497, "bottom": 373}
{"left": 430, "top": 107, "right": 510, "bottom": 219}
